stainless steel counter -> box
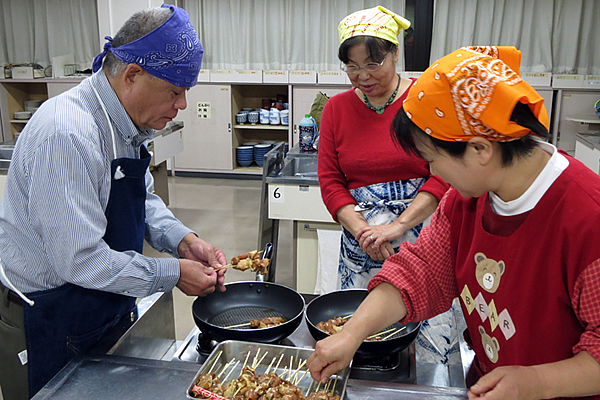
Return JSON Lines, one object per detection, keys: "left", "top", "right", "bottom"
{"left": 32, "top": 289, "right": 470, "bottom": 399}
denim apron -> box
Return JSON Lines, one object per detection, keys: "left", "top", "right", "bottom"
{"left": 21, "top": 85, "right": 150, "bottom": 396}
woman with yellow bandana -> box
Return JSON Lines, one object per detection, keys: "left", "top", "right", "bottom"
{"left": 318, "top": 6, "right": 453, "bottom": 363}
{"left": 309, "top": 46, "right": 600, "bottom": 399}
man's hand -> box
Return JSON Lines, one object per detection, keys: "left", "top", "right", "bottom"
{"left": 177, "top": 233, "right": 227, "bottom": 294}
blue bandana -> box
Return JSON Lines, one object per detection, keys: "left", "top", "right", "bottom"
{"left": 92, "top": 4, "right": 203, "bottom": 88}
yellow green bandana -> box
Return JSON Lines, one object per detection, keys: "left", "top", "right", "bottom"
{"left": 338, "top": 6, "right": 410, "bottom": 46}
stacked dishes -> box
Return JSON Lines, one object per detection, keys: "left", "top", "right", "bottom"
{"left": 253, "top": 143, "right": 272, "bottom": 168}
{"left": 236, "top": 145, "right": 254, "bottom": 167}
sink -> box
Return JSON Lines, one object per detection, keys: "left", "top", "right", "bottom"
{"left": 278, "top": 157, "right": 318, "bottom": 179}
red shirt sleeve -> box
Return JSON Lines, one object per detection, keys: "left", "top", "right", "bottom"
{"left": 419, "top": 175, "right": 450, "bottom": 202}
{"left": 368, "top": 193, "right": 459, "bottom": 322}
{"left": 571, "top": 259, "right": 600, "bottom": 364}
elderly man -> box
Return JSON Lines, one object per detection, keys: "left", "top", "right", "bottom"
{"left": 0, "top": 5, "right": 225, "bottom": 399}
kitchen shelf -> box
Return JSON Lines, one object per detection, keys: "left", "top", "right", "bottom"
{"left": 10, "top": 120, "right": 29, "bottom": 123}
{"left": 566, "top": 113, "right": 600, "bottom": 125}
{"left": 234, "top": 124, "right": 288, "bottom": 130}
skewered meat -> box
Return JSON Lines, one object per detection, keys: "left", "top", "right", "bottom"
{"left": 250, "top": 317, "right": 285, "bottom": 329}
{"left": 231, "top": 251, "right": 270, "bottom": 275}
{"left": 190, "top": 366, "right": 340, "bottom": 400}
{"left": 315, "top": 317, "right": 347, "bottom": 336}
{"left": 316, "top": 317, "right": 385, "bottom": 341}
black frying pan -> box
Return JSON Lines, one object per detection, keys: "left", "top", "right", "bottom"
{"left": 305, "top": 289, "right": 421, "bottom": 357}
{"left": 192, "top": 281, "right": 305, "bottom": 343}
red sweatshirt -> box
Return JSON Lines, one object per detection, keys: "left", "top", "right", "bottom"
{"left": 317, "top": 83, "right": 449, "bottom": 221}
{"left": 370, "top": 155, "right": 600, "bottom": 399}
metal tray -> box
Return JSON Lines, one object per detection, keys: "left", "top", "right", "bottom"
{"left": 186, "top": 340, "right": 350, "bottom": 399}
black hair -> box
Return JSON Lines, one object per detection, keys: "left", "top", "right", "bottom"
{"left": 391, "top": 102, "right": 550, "bottom": 167}
{"left": 338, "top": 36, "right": 397, "bottom": 64}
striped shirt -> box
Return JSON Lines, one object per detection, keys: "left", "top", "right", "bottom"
{"left": 0, "top": 71, "right": 188, "bottom": 296}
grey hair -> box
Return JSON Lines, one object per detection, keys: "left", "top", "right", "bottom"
{"left": 103, "top": 7, "right": 173, "bottom": 77}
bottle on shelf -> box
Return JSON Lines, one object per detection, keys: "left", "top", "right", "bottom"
{"left": 299, "top": 114, "right": 318, "bottom": 152}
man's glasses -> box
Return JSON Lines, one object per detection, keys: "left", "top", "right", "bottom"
{"left": 341, "top": 54, "right": 388, "bottom": 75}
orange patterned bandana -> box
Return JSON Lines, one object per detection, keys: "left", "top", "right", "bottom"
{"left": 403, "top": 46, "right": 549, "bottom": 142}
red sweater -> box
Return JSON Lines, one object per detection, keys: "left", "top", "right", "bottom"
{"left": 317, "top": 83, "right": 449, "bottom": 221}
{"left": 370, "top": 155, "right": 600, "bottom": 399}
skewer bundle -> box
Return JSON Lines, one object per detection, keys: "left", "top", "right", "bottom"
{"left": 190, "top": 348, "right": 341, "bottom": 400}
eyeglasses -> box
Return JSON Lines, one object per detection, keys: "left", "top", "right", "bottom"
{"left": 341, "top": 54, "right": 388, "bottom": 75}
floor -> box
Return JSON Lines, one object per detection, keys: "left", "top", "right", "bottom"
{"left": 142, "top": 175, "right": 294, "bottom": 341}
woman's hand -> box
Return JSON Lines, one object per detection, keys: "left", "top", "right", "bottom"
{"left": 307, "top": 328, "right": 363, "bottom": 383}
{"left": 468, "top": 365, "right": 544, "bottom": 400}
{"left": 356, "top": 224, "right": 403, "bottom": 260}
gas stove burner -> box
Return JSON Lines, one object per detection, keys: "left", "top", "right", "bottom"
{"left": 352, "top": 351, "right": 402, "bottom": 371}
{"left": 196, "top": 332, "right": 219, "bottom": 354}
{"left": 195, "top": 332, "right": 296, "bottom": 355}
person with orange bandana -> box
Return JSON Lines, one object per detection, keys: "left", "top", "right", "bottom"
{"left": 308, "top": 46, "right": 600, "bottom": 400}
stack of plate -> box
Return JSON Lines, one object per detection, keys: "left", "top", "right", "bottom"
{"left": 254, "top": 143, "right": 272, "bottom": 168}
{"left": 236, "top": 145, "right": 254, "bottom": 167}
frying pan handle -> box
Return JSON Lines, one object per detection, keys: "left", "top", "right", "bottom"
{"left": 255, "top": 242, "right": 273, "bottom": 282}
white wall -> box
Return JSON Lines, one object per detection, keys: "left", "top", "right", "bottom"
{"left": 96, "top": 0, "right": 177, "bottom": 49}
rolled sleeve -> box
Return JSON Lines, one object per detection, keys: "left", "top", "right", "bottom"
{"left": 572, "top": 259, "right": 600, "bottom": 364}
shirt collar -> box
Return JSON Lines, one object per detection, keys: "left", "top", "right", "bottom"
{"left": 90, "top": 70, "right": 155, "bottom": 147}
{"left": 489, "top": 141, "right": 569, "bottom": 216}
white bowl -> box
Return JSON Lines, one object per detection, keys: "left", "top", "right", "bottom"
{"left": 14, "top": 111, "right": 32, "bottom": 120}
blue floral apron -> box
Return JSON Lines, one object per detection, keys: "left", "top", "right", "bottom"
{"left": 21, "top": 86, "right": 150, "bottom": 396}
{"left": 337, "top": 178, "right": 461, "bottom": 365}
{"left": 337, "top": 178, "right": 425, "bottom": 290}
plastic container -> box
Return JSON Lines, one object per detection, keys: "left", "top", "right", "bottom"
{"left": 299, "top": 114, "right": 318, "bottom": 152}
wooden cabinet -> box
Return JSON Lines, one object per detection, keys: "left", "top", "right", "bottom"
{"left": 0, "top": 78, "right": 83, "bottom": 142}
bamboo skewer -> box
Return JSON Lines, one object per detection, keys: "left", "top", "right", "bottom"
{"left": 222, "top": 360, "right": 239, "bottom": 382}
{"left": 254, "top": 350, "right": 268, "bottom": 369}
{"left": 273, "top": 353, "right": 285, "bottom": 372}
{"left": 206, "top": 350, "right": 223, "bottom": 374}
{"left": 224, "top": 322, "right": 252, "bottom": 329}
{"left": 295, "top": 369, "right": 309, "bottom": 387}
{"left": 381, "top": 325, "right": 406, "bottom": 340}
{"left": 367, "top": 327, "right": 397, "bottom": 339}
{"left": 241, "top": 351, "right": 251, "bottom": 372}
{"left": 265, "top": 356, "right": 276, "bottom": 375}
{"left": 306, "top": 380, "right": 314, "bottom": 397}
{"left": 331, "top": 376, "right": 338, "bottom": 395}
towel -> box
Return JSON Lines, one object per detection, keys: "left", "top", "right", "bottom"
{"left": 314, "top": 228, "right": 342, "bottom": 294}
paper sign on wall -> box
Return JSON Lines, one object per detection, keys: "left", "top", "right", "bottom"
{"left": 197, "top": 102, "right": 211, "bottom": 119}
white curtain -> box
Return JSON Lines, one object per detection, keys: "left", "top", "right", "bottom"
{"left": 0, "top": 0, "right": 99, "bottom": 69}
{"left": 184, "top": 0, "right": 407, "bottom": 71}
{"left": 430, "top": 0, "right": 600, "bottom": 75}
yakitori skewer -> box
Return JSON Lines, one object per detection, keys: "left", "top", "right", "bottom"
{"left": 367, "top": 327, "right": 398, "bottom": 339}
{"left": 241, "top": 350, "right": 251, "bottom": 371}
{"left": 265, "top": 356, "right": 276, "bottom": 374}
{"left": 381, "top": 325, "right": 406, "bottom": 340}
{"left": 206, "top": 350, "right": 223, "bottom": 374}
{"left": 224, "top": 322, "right": 252, "bottom": 329}
{"left": 273, "top": 353, "right": 285, "bottom": 372}
{"left": 222, "top": 360, "right": 240, "bottom": 382}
